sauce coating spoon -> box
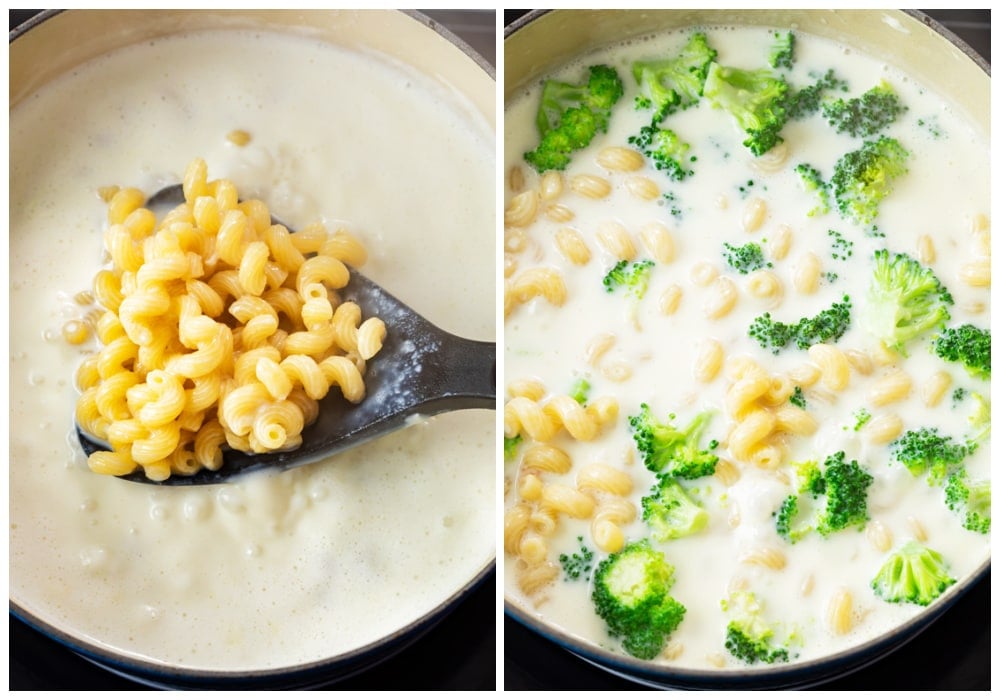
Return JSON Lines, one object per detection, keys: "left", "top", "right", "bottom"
{"left": 76, "top": 184, "right": 495, "bottom": 486}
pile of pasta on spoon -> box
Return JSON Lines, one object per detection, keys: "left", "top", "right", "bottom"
{"left": 73, "top": 157, "right": 386, "bottom": 482}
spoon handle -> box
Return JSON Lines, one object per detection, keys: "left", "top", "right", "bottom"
{"left": 404, "top": 332, "right": 495, "bottom": 412}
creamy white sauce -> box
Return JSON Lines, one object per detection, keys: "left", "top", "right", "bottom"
{"left": 504, "top": 26, "right": 989, "bottom": 669}
{"left": 10, "top": 27, "right": 495, "bottom": 671}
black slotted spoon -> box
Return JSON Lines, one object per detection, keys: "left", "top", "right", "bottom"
{"left": 76, "top": 184, "right": 495, "bottom": 486}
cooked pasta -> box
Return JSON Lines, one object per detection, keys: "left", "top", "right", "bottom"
{"left": 555, "top": 227, "right": 592, "bottom": 265}
{"left": 504, "top": 189, "right": 540, "bottom": 227}
{"left": 73, "top": 158, "right": 386, "bottom": 480}
{"left": 597, "top": 145, "right": 644, "bottom": 172}
{"left": 504, "top": 267, "right": 568, "bottom": 317}
{"left": 595, "top": 221, "right": 637, "bottom": 260}
{"left": 570, "top": 174, "right": 612, "bottom": 199}
{"left": 625, "top": 175, "right": 661, "bottom": 201}
{"left": 741, "top": 197, "right": 767, "bottom": 233}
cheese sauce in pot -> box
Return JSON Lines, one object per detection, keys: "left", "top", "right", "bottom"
{"left": 11, "top": 24, "right": 495, "bottom": 672}
{"left": 504, "top": 24, "right": 989, "bottom": 670}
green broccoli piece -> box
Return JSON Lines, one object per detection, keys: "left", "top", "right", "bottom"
{"left": 966, "top": 392, "right": 990, "bottom": 445}
{"left": 784, "top": 69, "right": 849, "bottom": 120}
{"left": 860, "top": 249, "right": 952, "bottom": 353}
{"left": 774, "top": 453, "right": 873, "bottom": 541}
{"left": 722, "top": 590, "right": 792, "bottom": 664}
{"left": 569, "top": 377, "right": 591, "bottom": 406}
{"left": 830, "top": 136, "right": 909, "bottom": 226}
{"left": 748, "top": 295, "right": 852, "bottom": 353}
{"left": 789, "top": 386, "right": 807, "bottom": 409}
{"left": 827, "top": 229, "right": 853, "bottom": 261}
{"left": 559, "top": 536, "right": 596, "bottom": 581}
{"left": 769, "top": 31, "right": 795, "bottom": 70}
{"left": 774, "top": 460, "right": 826, "bottom": 543}
{"left": 632, "top": 32, "right": 717, "bottom": 120}
{"left": 627, "top": 403, "right": 719, "bottom": 477}
{"left": 852, "top": 407, "right": 873, "bottom": 432}
{"left": 871, "top": 541, "right": 956, "bottom": 607}
{"left": 525, "top": 64, "right": 625, "bottom": 172}
{"left": 794, "top": 459, "right": 826, "bottom": 497}
{"left": 642, "top": 475, "right": 710, "bottom": 541}
{"left": 504, "top": 434, "right": 523, "bottom": 461}
{"left": 703, "top": 62, "right": 790, "bottom": 156}
{"left": 723, "top": 241, "right": 771, "bottom": 275}
{"left": 822, "top": 80, "right": 907, "bottom": 138}
{"left": 944, "top": 467, "right": 991, "bottom": 534}
{"left": 603, "top": 259, "right": 654, "bottom": 298}
{"left": 774, "top": 495, "right": 811, "bottom": 544}
{"left": 816, "top": 451, "right": 873, "bottom": 535}
{"left": 525, "top": 108, "right": 596, "bottom": 172}
{"left": 795, "top": 163, "right": 830, "bottom": 216}
{"left": 890, "top": 427, "right": 970, "bottom": 485}
{"left": 662, "top": 191, "right": 683, "bottom": 220}
{"left": 628, "top": 125, "right": 694, "bottom": 181}
{"left": 591, "top": 540, "right": 687, "bottom": 659}
{"left": 604, "top": 259, "right": 655, "bottom": 324}
{"left": 933, "top": 324, "right": 991, "bottom": 380}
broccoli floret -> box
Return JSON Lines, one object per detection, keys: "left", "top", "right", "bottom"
{"left": 830, "top": 136, "right": 909, "bottom": 226}
{"left": 871, "top": 541, "right": 956, "bottom": 607}
{"left": 769, "top": 31, "right": 795, "bottom": 70}
{"left": 771, "top": 460, "right": 826, "bottom": 544}
{"left": 784, "top": 69, "right": 849, "bottom": 120}
{"left": 822, "top": 80, "right": 907, "bottom": 138}
{"left": 569, "top": 377, "right": 591, "bottom": 406}
{"left": 967, "top": 392, "right": 990, "bottom": 445}
{"left": 703, "top": 62, "right": 789, "bottom": 156}
{"left": 890, "top": 427, "right": 970, "bottom": 485}
{"left": 816, "top": 451, "right": 873, "bottom": 535}
{"left": 944, "top": 467, "right": 991, "bottom": 534}
{"left": 789, "top": 386, "right": 807, "bottom": 409}
{"left": 504, "top": 435, "right": 523, "bottom": 461}
{"left": 628, "top": 125, "right": 694, "bottom": 181}
{"left": 603, "top": 259, "right": 654, "bottom": 298}
{"left": 748, "top": 295, "right": 852, "bottom": 353}
{"left": 591, "top": 540, "right": 687, "bottom": 659}
{"left": 852, "top": 407, "right": 873, "bottom": 432}
{"left": 861, "top": 249, "right": 952, "bottom": 353}
{"left": 795, "top": 163, "right": 830, "bottom": 216}
{"left": 774, "top": 453, "right": 872, "bottom": 541}
{"left": 642, "top": 475, "right": 710, "bottom": 541}
{"left": 604, "top": 259, "right": 655, "bottom": 325}
{"left": 723, "top": 241, "right": 771, "bottom": 275}
{"left": 525, "top": 64, "right": 625, "bottom": 172}
{"left": 794, "top": 459, "right": 826, "bottom": 497}
{"left": 627, "top": 403, "right": 719, "bottom": 477}
{"left": 933, "top": 324, "right": 991, "bottom": 380}
{"left": 559, "top": 536, "right": 596, "bottom": 581}
{"left": 774, "top": 495, "right": 811, "bottom": 544}
{"left": 632, "top": 32, "right": 717, "bottom": 121}
{"left": 722, "top": 590, "right": 792, "bottom": 665}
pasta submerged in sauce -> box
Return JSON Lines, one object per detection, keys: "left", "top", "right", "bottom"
{"left": 11, "top": 27, "right": 494, "bottom": 670}
{"left": 504, "top": 25, "right": 989, "bottom": 668}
